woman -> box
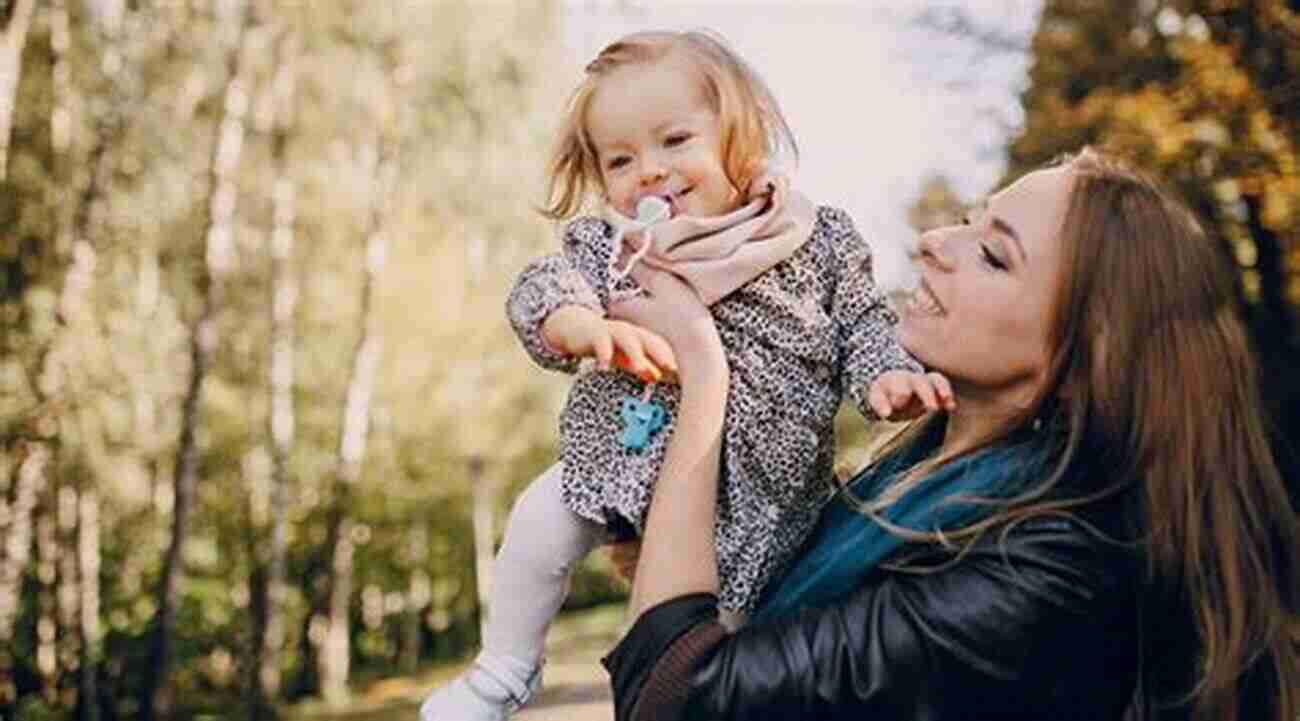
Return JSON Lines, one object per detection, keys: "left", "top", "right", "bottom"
{"left": 602, "top": 148, "right": 1299, "bottom": 721}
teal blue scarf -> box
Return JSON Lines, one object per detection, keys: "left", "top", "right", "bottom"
{"left": 751, "top": 424, "right": 1057, "bottom": 624}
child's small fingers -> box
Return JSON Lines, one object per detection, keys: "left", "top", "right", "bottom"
{"left": 869, "top": 384, "right": 893, "bottom": 419}
{"left": 928, "top": 372, "right": 956, "bottom": 410}
{"left": 593, "top": 331, "right": 613, "bottom": 371}
{"left": 610, "top": 324, "right": 657, "bottom": 381}
{"left": 887, "top": 382, "right": 913, "bottom": 410}
{"left": 911, "top": 374, "right": 941, "bottom": 411}
{"left": 639, "top": 329, "right": 677, "bottom": 374}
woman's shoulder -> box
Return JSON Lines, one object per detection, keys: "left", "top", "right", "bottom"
{"left": 894, "top": 442, "right": 1142, "bottom": 583}
{"left": 902, "top": 509, "right": 1139, "bottom": 577}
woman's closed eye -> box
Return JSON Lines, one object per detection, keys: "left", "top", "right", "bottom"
{"left": 980, "top": 244, "right": 1007, "bottom": 271}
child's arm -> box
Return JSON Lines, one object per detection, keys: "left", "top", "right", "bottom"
{"left": 507, "top": 248, "right": 604, "bottom": 374}
{"left": 506, "top": 217, "right": 674, "bottom": 380}
{"left": 542, "top": 305, "right": 676, "bottom": 383}
{"left": 824, "top": 208, "right": 925, "bottom": 421}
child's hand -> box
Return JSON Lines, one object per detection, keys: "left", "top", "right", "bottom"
{"left": 542, "top": 305, "right": 677, "bottom": 383}
{"left": 868, "top": 370, "right": 956, "bottom": 420}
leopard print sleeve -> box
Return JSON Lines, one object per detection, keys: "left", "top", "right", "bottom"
{"left": 505, "top": 217, "right": 616, "bottom": 373}
{"left": 824, "top": 208, "right": 923, "bottom": 420}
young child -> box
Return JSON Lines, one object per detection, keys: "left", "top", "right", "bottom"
{"left": 420, "top": 30, "right": 948, "bottom": 721}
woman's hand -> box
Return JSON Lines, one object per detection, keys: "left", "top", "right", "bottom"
{"left": 608, "top": 266, "right": 723, "bottom": 377}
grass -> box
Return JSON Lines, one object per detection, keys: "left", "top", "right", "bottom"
{"left": 286, "top": 602, "right": 627, "bottom": 721}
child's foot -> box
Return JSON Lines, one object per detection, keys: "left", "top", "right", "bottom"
{"left": 419, "top": 652, "right": 542, "bottom": 721}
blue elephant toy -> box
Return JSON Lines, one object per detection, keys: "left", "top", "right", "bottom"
{"left": 619, "top": 396, "right": 665, "bottom": 450}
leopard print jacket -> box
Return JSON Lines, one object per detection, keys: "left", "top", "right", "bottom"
{"left": 506, "top": 206, "right": 921, "bottom": 612}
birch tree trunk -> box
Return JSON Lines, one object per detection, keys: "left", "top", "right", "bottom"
{"left": 0, "top": 442, "right": 49, "bottom": 703}
{"left": 34, "top": 487, "right": 60, "bottom": 706}
{"left": 317, "top": 131, "right": 397, "bottom": 706}
{"left": 247, "top": 27, "right": 298, "bottom": 720}
{"left": 75, "top": 477, "right": 100, "bottom": 721}
{"left": 0, "top": 0, "right": 75, "bottom": 664}
{"left": 56, "top": 477, "right": 79, "bottom": 712}
{"left": 0, "top": 0, "right": 36, "bottom": 179}
{"left": 67, "top": 2, "right": 126, "bottom": 715}
{"left": 142, "top": 4, "right": 253, "bottom": 718}
{"left": 6, "top": 0, "right": 122, "bottom": 710}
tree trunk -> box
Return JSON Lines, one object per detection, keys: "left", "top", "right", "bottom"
{"left": 75, "top": 481, "right": 99, "bottom": 721}
{"left": 142, "top": 4, "right": 253, "bottom": 718}
{"left": 1241, "top": 193, "right": 1299, "bottom": 491}
{"left": 0, "top": 442, "right": 48, "bottom": 656}
{"left": 34, "top": 481, "right": 60, "bottom": 707}
{"left": 16, "top": 0, "right": 119, "bottom": 710}
{"left": 56, "top": 479, "right": 79, "bottom": 713}
{"left": 0, "top": 0, "right": 36, "bottom": 180}
{"left": 248, "top": 28, "right": 298, "bottom": 720}
{"left": 317, "top": 132, "right": 396, "bottom": 706}
{"left": 400, "top": 524, "right": 429, "bottom": 674}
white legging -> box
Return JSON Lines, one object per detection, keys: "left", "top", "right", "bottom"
{"left": 482, "top": 463, "right": 605, "bottom": 669}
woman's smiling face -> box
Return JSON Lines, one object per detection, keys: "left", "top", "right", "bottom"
{"left": 898, "top": 166, "right": 1073, "bottom": 407}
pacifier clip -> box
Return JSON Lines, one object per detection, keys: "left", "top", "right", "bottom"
{"left": 614, "top": 195, "right": 672, "bottom": 452}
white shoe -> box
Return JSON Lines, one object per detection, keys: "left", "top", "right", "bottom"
{"left": 419, "top": 653, "right": 542, "bottom": 721}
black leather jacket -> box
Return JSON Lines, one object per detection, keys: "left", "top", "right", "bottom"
{"left": 604, "top": 515, "right": 1148, "bottom": 721}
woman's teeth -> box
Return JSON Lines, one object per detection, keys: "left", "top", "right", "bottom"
{"left": 906, "top": 282, "right": 944, "bottom": 316}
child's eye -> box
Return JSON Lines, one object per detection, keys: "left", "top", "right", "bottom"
{"left": 606, "top": 156, "right": 630, "bottom": 170}
{"left": 665, "top": 133, "right": 691, "bottom": 147}
{"left": 980, "top": 245, "right": 1007, "bottom": 271}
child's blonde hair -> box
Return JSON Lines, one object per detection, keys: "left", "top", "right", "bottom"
{"left": 543, "top": 30, "right": 797, "bottom": 220}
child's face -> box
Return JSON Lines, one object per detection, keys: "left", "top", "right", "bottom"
{"left": 586, "top": 53, "right": 740, "bottom": 220}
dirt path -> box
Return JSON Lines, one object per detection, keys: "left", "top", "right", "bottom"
{"left": 291, "top": 604, "right": 623, "bottom": 721}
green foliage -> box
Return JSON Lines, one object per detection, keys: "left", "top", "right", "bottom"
{"left": 0, "top": 0, "right": 571, "bottom": 717}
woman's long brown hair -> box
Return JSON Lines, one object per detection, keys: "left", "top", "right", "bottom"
{"left": 872, "top": 148, "right": 1298, "bottom": 720}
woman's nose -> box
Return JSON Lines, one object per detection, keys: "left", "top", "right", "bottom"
{"left": 917, "top": 230, "right": 954, "bottom": 271}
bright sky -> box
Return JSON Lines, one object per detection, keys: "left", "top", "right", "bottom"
{"left": 559, "top": 0, "right": 1040, "bottom": 288}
